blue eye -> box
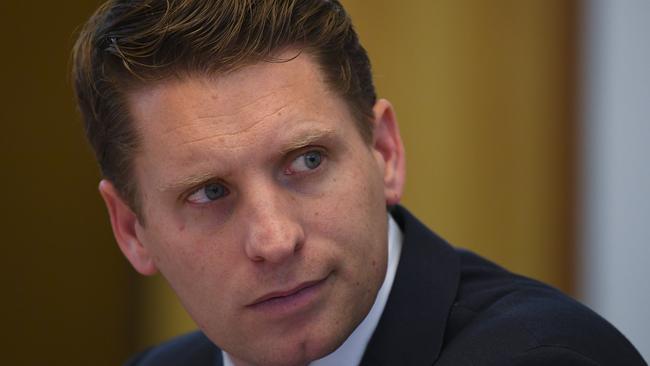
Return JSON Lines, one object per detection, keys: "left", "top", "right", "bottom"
{"left": 304, "top": 151, "right": 322, "bottom": 169}
{"left": 288, "top": 150, "right": 323, "bottom": 173}
{"left": 187, "top": 183, "right": 228, "bottom": 204}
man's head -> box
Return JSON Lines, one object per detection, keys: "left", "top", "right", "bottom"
{"left": 73, "top": 1, "right": 405, "bottom": 365}
{"left": 73, "top": 0, "right": 377, "bottom": 219}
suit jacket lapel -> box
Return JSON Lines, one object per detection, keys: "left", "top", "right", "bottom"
{"left": 360, "top": 206, "right": 461, "bottom": 366}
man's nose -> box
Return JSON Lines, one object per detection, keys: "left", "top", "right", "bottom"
{"left": 242, "top": 183, "right": 305, "bottom": 264}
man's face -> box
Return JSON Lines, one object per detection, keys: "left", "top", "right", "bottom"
{"left": 103, "top": 52, "right": 404, "bottom": 366}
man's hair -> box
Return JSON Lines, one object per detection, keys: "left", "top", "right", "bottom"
{"left": 72, "top": 0, "right": 376, "bottom": 217}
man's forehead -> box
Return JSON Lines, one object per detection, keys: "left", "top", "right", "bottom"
{"left": 127, "top": 55, "right": 334, "bottom": 143}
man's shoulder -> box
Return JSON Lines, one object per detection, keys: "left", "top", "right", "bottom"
{"left": 124, "top": 331, "right": 221, "bottom": 366}
{"left": 439, "top": 249, "right": 646, "bottom": 365}
{"left": 372, "top": 205, "right": 645, "bottom": 365}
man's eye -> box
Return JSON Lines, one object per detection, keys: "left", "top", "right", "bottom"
{"left": 187, "top": 183, "right": 229, "bottom": 204}
{"left": 287, "top": 150, "right": 323, "bottom": 174}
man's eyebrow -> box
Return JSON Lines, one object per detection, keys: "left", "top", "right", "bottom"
{"left": 158, "top": 171, "right": 215, "bottom": 193}
{"left": 280, "top": 128, "right": 337, "bottom": 154}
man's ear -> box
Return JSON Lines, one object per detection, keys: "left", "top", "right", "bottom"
{"left": 98, "top": 180, "right": 158, "bottom": 275}
{"left": 371, "top": 99, "right": 406, "bottom": 206}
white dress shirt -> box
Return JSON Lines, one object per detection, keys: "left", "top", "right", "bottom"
{"left": 223, "top": 214, "right": 403, "bottom": 366}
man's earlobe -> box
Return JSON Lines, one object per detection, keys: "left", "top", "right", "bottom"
{"left": 372, "top": 99, "right": 406, "bottom": 206}
{"left": 98, "top": 180, "right": 158, "bottom": 275}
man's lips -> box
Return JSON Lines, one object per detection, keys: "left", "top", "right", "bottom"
{"left": 247, "top": 277, "right": 328, "bottom": 308}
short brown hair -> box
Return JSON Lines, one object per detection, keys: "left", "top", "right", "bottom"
{"left": 72, "top": 0, "right": 376, "bottom": 217}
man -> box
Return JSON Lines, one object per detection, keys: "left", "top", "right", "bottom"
{"left": 72, "top": 1, "right": 645, "bottom": 365}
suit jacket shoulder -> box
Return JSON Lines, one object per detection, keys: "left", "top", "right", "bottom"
{"left": 438, "top": 249, "right": 645, "bottom": 365}
{"left": 360, "top": 205, "right": 646, "bottom": 366}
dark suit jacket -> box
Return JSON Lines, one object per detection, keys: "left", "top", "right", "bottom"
{"left": 126, "top": 206, "right": 647, "bottom": 366}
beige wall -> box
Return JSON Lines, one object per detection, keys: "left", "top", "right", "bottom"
{"left": 344, "top": 0, "right": 578, "bottom": 292}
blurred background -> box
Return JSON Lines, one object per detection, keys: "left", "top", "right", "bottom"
{"left": 1, "top": 0, "right": 648, "bottom": 364}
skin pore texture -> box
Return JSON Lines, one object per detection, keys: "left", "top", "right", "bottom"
{"left": 99, "top": 51, "right": 405, "bottom": 366}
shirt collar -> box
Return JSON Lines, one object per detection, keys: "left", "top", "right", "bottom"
{"left": 223, "top": 214, "right": 403, "bottom": 366}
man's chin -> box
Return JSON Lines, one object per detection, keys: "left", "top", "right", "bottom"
{"left": 228, "top": 333, "right": 345, "bottom": 366}
{"left": 229, "top": 351, "right": 314, "bottom": 366}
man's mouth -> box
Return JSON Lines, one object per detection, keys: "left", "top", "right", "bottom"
{"left": 246, "top": 275, "right": 330, "bottom": 313}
